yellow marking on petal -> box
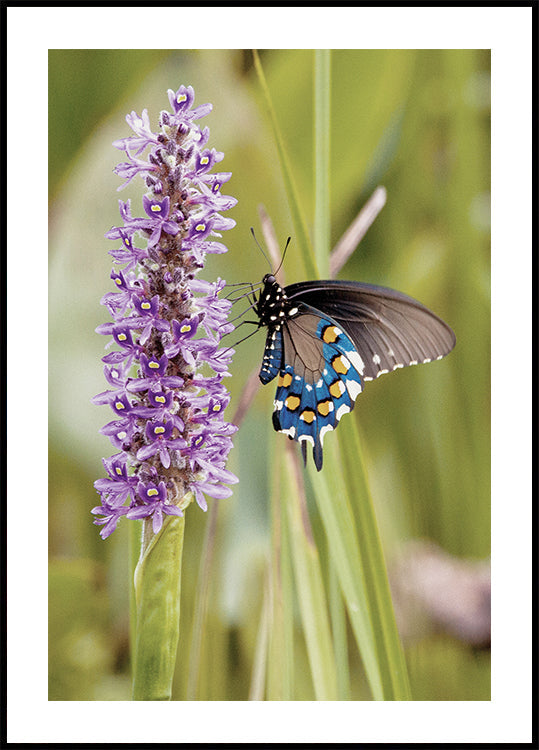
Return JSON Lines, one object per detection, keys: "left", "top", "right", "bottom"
{"left": 278, "top": 372, "right": 293, "bottom": 388}
{"left": 195, "top": 223, "right": 206, "bottom": 232}
{"left": 180, "top": 324, "right": 192, "bottom": 333}
{"left": 317, "top": 400, "right": 332, "bottom": 417}
{"left": 329, "top": 380, "right": 345, "bottom": 398}
{"left": 323, "top": 325, "right": 340, "bottom": 344}
{"left": 155, "top": 395, "right": 166, "bottom": 404}
{"left": 141, "top": 302, "right": 151, "bottom": 310}
{"left": 147, "top": 488, "right": 159, "bottom": 496}
{"left": 115, "top": 467, "right": 123, "bottom": 475}
{"left": 115, "top": 401, "right": 125, "bottom": 410}
{"left": 150, "top": 204, "right": 162, "bottom": 212}
{"left": 115, "top": 278, "right": 122, "bottom": 286}
{"left": 149, "top": 360, "right": 160, "bottom": 369}
{"left": 154, "top": 426, "right": 165, "bottom": 435}
{"left": 300, "top": 409, "right": 315, "bottom": 424}
{"left": 213, "top": 403, "right": 221, "bottom": 411}
{"left": 200, "top": 156, "right": 209, "bottom": 165}
{"left": 285, "top": 395, "right": 301, "bottom": 411}
{"left": 332, "top": 355, "right": 350, "bottom": 375}
{"left": 117, "top": 333, "right": 127, "bottom": 341}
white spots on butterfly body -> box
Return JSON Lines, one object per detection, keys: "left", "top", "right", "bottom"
{"left": 288, "top": 307, "right": 299, "bottom": 317}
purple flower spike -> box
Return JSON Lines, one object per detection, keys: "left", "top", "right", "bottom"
{"left": 93, "top": 84, "right": 238, "bottom": 538}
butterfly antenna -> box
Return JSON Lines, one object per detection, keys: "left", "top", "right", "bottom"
{"left": 250, "top": 227, "right": 273, "bottom": 272}
{"left": 274, "top": 236, "right": 291, "bottom": 277}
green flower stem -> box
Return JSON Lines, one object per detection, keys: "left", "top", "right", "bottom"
{"left": 132, "top": 513, "right": 186, "bottom": 700}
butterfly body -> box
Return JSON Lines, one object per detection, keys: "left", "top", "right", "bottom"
{"left": 254, "top": 274, "right": 455, "bottom": 471}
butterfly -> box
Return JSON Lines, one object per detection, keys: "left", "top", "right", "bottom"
{"left": 253, "top": 273, "right": 456, "bottom": 471}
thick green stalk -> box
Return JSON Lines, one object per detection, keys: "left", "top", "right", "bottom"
{"left": 132, "top": 514, "right": 185, "bottom": 700}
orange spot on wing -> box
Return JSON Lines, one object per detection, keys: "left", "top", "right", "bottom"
{"left": 332, "top": 355, "right": 350, "bottom": 375}
{"left": 317, "top": 400, "right": 331, "bottom": 416}
{"left": 322, "top": 325, "right": 339, "bottom": 344}
{"left": 329, "top": 380, "right": 345, "bottom": 398}
{"left": 285, "top": 395, "right": 301, "bottom": 411}
{"left": 278, "top": 372, "right": 293, "bottom": 388}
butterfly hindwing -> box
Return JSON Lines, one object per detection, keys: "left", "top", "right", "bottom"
{"left": 271, "top": 312, "right": 364, "bottom": 470}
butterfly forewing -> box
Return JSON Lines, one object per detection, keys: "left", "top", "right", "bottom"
{"left": 285, "top": 280, "right": 456, "bottom": 381}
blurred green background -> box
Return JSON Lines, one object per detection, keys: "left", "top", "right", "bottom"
{"left": 49, "top": 49, "right": 490, "bottom": 700}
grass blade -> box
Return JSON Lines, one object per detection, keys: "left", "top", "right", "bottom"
{"left": 283, "top": 443, "right": 338, "bottom": 699}
{"left": 252, "top": 49, "right": 318, "bottom": 279}
{"left": 314, "top": 49, "right": 331, "bottom": 276}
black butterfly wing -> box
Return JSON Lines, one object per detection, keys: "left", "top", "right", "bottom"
{"left": 284, "top": 280, "right": 456, "bottom": 381}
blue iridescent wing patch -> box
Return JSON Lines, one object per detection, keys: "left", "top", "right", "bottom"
{"left": 270, "top": 312, "right": 364, "bottom": 471}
